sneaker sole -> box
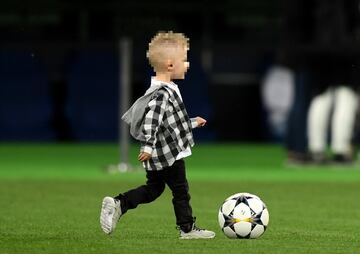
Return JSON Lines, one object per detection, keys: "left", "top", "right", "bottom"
{"left": 180, "top": 234, "right": 216, "bottom": 240}
{"left": 100, "top": 197, "right": 116, "bottom": 234}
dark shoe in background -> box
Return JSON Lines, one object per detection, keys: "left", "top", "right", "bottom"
{"left": 286, "top": 151, "right": 312, "bottom": 167}
{"left": 331, "top": 154, "right": 354, "bottom": 166}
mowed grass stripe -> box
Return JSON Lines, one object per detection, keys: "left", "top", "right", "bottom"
{"left": 0, "top": 143, "right": 359, "bottom": 182}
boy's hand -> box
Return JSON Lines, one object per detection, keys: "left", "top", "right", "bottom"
{"left": 138, "top": 152, "right": 151, "bottom": 162}
{"left": 196, "top": 117, "right": 207, "bottom": 127}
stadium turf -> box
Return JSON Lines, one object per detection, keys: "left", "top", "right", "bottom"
{"left": 0, "top": 143, "right": 359, "bottom": 254}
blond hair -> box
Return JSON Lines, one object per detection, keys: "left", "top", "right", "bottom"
{"left": 146, "top": 31, "right": 189, "bottom": 72}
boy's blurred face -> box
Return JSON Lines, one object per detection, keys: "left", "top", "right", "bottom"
{"left": 169, "top": 47, "right": 189, "bottom": 80}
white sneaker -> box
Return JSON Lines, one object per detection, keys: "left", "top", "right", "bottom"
{"left": 179, "top": 224, "right": 216, "bottom": 239}
{"left": 100, "top": 197, "right": 122, "bottom": 234}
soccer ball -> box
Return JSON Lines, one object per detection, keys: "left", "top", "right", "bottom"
{"left": 218, "top": 192, "right": 269, "bottom": 239}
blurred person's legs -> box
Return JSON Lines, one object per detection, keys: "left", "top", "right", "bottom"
{"left": 285, "top": 69, "right": 312, "bottom": 164}
{"left": 307, "top": 85, "right": 359, "bottom": 164}
{"left": 331, "top": 86, "right": 359, "bottom": 162}
{"left": 307, "top": 87, "right": 333, "bottom": 162}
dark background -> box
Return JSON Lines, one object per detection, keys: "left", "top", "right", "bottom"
{"left": 0, "top": 0, "right": 309, "bottom": 142}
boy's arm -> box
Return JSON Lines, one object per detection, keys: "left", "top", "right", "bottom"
{"left": 142, "top": 90, "right": 169, "bottom": 155}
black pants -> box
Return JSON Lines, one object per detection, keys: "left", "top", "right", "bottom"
{"left": 114, "top": 159, "right": 194, "bottom": 228}
{"left": 286, "top": 69, "right": 312, "bottom": 154}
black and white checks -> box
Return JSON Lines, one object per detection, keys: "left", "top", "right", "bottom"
{"left": 141, "top": 85, "right": 197, "bottom": 171}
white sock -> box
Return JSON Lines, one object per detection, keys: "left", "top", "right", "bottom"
{"left": 331, "top": 86, "right": 359, "bottom": 155}
{"left": 307, "top": 88, "right": 333, "bottom": 153}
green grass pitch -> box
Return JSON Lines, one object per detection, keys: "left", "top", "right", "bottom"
{"left": 1, "top": 143, "right": 360, "bottom": 254}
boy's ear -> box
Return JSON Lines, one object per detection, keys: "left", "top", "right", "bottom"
{"left": 166, "top": 59, "right": 174, "bottom": 72}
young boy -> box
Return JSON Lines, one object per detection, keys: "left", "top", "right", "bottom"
{"left": 100, "top": 31, "right": 215, "bottom": 239}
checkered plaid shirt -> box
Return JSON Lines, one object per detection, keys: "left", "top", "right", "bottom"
{"left": 141, "top": 84, "right": 197, "bottom": 171}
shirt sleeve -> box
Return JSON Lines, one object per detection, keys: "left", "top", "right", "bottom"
{"left": 190, "top": 117, "right": 198, "bottom": 129}
{"left": 142, "top": 90, "right": 169, "bottom": 154}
